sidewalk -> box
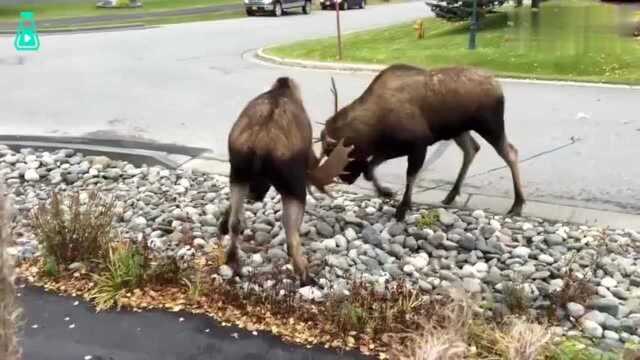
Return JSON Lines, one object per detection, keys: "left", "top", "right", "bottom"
{"left": 20, "top": 286, "right": 368, "bottom": 360}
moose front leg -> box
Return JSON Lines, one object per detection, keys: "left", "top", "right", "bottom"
{"left": 364, "top": 153, "right": 400, "bottom": 198}
{"left": 395, "top": 146, "right": 427, "bottom": 221}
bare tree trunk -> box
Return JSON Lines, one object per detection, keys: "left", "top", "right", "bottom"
{"left": 0, "top": 185, "right": 21, "bottom": 360}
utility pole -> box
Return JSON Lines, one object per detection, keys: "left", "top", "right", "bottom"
{"left": 335, "top": 0, "right": 343, "bottom": 59}
{"left": 468, "top": 0, "right": 478, "bottom": 50}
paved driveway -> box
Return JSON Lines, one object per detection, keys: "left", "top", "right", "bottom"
{"left": 1, "top": 1, "right": 639, "bottom": 215}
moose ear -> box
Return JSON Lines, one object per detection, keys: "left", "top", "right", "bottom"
{"left": 307, "top": 139, "right": 354, "bottom": 196}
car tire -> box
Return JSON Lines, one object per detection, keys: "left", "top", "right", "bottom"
{"left": 302, "top": 0, "right": 311, "bottom": 14}
{"left": 246, "top": 8, "right": 255, "bottom": 16}
{"left": 359, "top": 0, "right": 365, "bottom": 8}
{"left": 340, "top": 1, "right": 347, "bottom": 10}
{"left": 273, "top": 2, "right": 283, "bottom": 16}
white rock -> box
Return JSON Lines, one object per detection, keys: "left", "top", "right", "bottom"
{"left": 405, "top": 254, "right": 429, "bottom": 270}
{"left": 218, "top": 265, "right": 234, "bottom": 280}
{"left": 462, "top": 278, "right": 482, "bottom": 293}
{"left": 24, "top": 169, "right": 39, "bottom": 181}
{"left": 512, "top": 246, "right": 531, "bottom": 259}
{"left": 403, "top": 264, "right": 416, "bottom": 274}
{"left": 177, "top": 178, "right": 190, "bottom": 188}
{"left": 603, "top": 330, "right": 619, "bottom": 341}
{"left": 298, "top": 286, "right": 323, "bottom": 301}
{"left": 193, "top": 238, "right": 207, "bottom": 249}
{"left": 249, "top": 253, "right": 263, "bottom": 266}
{"left": 473, "top": 262, "right": 489, "bottom": 273}
{"left": 322, "top": 238, "right": 337, "bottom": 250}
{"left": 601, "top": 277, "right": 617, "bottom": 289}
{"left": 472, "top": 209, "right": 485, "bottom": 219}
{"left": 538, "top": 254, "right": 555, "bottom": 264}
{"left": 521, "top": 222, "right": 533, "bottom": 231}
{"left": 27, "top": 161, "right": 40, "bottom": 169}
{"left": 344, "top": 228, "right": 357, "bottom": 241}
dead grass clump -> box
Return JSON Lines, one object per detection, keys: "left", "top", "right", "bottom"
{"left": 551, "top": 272, "right": 596, "bottom": 309}
{"left": 31, "top": 191, "right": 116, "bottom": 266}
{"left": 0, "top": 186, "right": 22, "bottom": 360}
{"left": 387, "top": 288, "right": 472, "bottom": 360}
{"left": 388, "top": 288, "right": 554, "bottom": 360}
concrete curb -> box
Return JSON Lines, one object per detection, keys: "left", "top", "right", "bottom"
{"left": 178, "top": 156, "right": 640, "bottom": 231}
{"left": 254, "top": 48, "right": 640, "bottom": 90}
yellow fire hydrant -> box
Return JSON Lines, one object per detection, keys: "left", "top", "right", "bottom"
{"left": 413, "top": 19, "right": 424, "bottom": 40}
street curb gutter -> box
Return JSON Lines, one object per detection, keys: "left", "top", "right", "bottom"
{"left": 179, "top": 157, "right": 640, "bottom": 231}
{"left": 254, "top": 48, "right": 640, "bottom": 90}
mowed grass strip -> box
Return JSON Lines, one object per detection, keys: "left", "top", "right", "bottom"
{"left": 267, "top": 0, "right": 640, "bottom": 84}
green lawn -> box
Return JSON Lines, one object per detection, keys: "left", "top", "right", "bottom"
{"left": 0, "top": 0, "right": 237, "bottom": 22}
{"left": 267, "top": 0, "right": 640, "bottom": 84}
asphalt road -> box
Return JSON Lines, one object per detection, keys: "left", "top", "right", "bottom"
{"left": 20, "top": 286, "right": 369, "bottom": 360}
{"left": 1, "top": 1, "right": 639, "bottom": 214}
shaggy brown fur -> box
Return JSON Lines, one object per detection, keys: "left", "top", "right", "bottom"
{"left": 321, "top": 64, "right": 525, "bottom": 221}
{"left": 0, "top": 185, "right": 21, "bottom": 360}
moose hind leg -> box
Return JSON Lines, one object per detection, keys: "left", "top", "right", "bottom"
{"left": 282, "top": 195, "right": 315, "bottom": 286}
{"left": 225, "top": 183, "right": 249, "bottom": 274}
{"left": 395, "top": 146, "right": 427, "bottom": 221}
{"left": 483, "top": 135, "right": 526, "bottom": 216}
{"left": 442, "top": 132, "right": 480, "bottom": 205}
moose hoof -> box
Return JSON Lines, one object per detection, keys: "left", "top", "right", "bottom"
{"left": 395, "top": 205, "right": 409, "bottom": 222}
{"left": 507, "top": 203, "right": 524, "bottom": 217}
{"left": 441, "top": 193, "right": 457, "bottom": 206}
{"left": 300, "top": 274, "right": 318, "bottom": 287}
{"left": 376, "top": 186, "right": 394, "bottom": 199}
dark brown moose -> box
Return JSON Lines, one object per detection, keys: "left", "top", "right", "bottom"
{"left": 320, "top": 64, "right": 525, "bottom": 221}
{"left": 218, "top": 77, "right": 353, "bottom": 285}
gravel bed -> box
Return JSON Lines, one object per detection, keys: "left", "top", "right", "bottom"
{"left": 2, "top": 145, "right": 640, "bottom": 348}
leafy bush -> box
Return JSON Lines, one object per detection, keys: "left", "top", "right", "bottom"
{"left": 417, "top": 209, "right": 440, "bottom": 230}
{"left": 31, "top": 191, "right": 116, "bottom": 266}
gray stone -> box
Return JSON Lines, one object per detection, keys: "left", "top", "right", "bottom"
{"left": 404, "top": 237, "right": 418, "bottom": 251}
{"left": 382, "top": 263, "right": 403, "bottom": 278}
{"left": 437, "top": 209, "right": 458, "bottom": 226}
{"left": 582, "top": 311, "right": 606, "bottom": 325}
{"left": 326, "top": 255, "right": 350, "bottom": 270}
{"left": 388, "top": 222, "right": 406, "bottom": 237}
{"left": 129, "top": 217, "right": 147, "bottom": 231}
{"left": 480, "top": 225, "right": 497, "bottom": 239}
{"left": 362, "top": 226, "right": 382, "bottom": 247}
{"left": 316, "top": 221, "right": 334, "bottom": 238}
{"left": 389, "top": 244, "right": 405, "bottom": 259}
{"left": 588, "top": 298, "right": 620, "bottom": 317}
{"left": 545, "top": 234, "right": 564, "bottom": 246}
{"left": 428, "top": 231, "right": 447, "bottom": 246}
{"left": 567, "top": 302, "right": 586, "bottom": 318}
{"left": 471, "top": 209, "right": 485, "bottom": 219}
{"left": 254, "top": 231, "right": 271, "bottom": 245}
{"left": 267, "top": 248, "right": 288, "bottom": 261}
{"left": 460, "top": 234, "right": 476, "bottom": 250}
{"left": 580, "top": 319, "right": 603, "bottom": 338}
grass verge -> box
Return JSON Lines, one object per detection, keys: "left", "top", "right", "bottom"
{"left": 266, "top": 0, "right": 640, "bottom": 85}
{"left": 0, "top": 0, "right": 238, "bottom": 22}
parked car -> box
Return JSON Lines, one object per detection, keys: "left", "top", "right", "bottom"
{"left": 320, "top": 0, "right": 365, "bottom": 10}
{"left": 244, "top": 0, "right": 312, "bottom": 16}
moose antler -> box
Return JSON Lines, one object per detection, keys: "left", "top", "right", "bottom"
{"left": 330, "top": 76, "right": 338, "bottom": 114}
{"left": 307, "top": 138, "right": 353, "bottom": 195}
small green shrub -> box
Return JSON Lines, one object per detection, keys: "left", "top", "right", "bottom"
{"left": 89, "top": 241, "right": 145, "bottom": 311}
{"left": 31, "top": 191, "right": 116, "bottom": 266}
{"left": 42, "top": 256, "right": 60, "bottom": 278}
{"left": 417, "top": 209, "right": 440, "bottom": 230}
{"left": 502, "top": 282, "right": 530, "bottom": 317}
